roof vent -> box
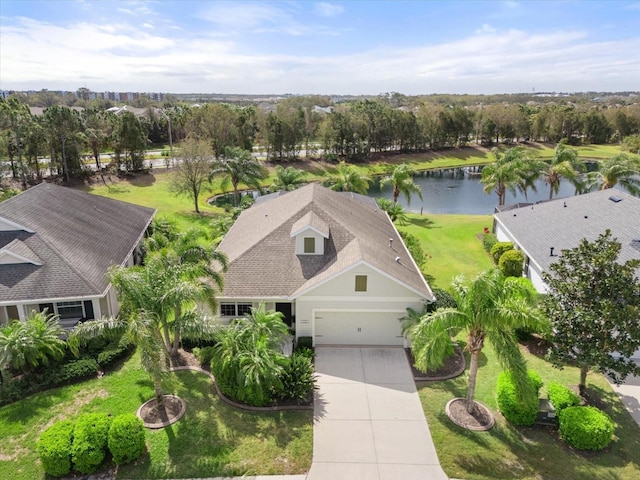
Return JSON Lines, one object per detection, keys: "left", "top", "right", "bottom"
{"left": 631, "top": 239, "right": 640, "bottom": 252}
{"left": 609, "top": 195, "right": 623, "bottom": 203}
{"left": 395, "top": 256, "right": 401, "bottom": 263}
{"left": 563, "top": 201, "right": 567, "bottom": 208}
{"left": 550, "top": 247, "right": 555, "bottom": 257}
{"left": 389, "top": 238, "right": 393, "bottom": 248}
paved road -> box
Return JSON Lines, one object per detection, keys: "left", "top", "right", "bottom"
{"left": 307, "top": 347, "right": 448, "bottom": 480}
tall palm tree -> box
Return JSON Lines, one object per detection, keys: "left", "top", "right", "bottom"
{"left": 542, "top": 142, "right": 582, "bottom": 200}
{"left": 270, "top": 165, "right": 307, "bottom": 192}
{"left": 376, "top": 197, "right": 408, "bottom": 224}
{"left": 581, "top": 153, "right": 640, "bottom": 196}
{"left": 481, "top": 147, "right": 542, "bottom": 206}
{"left": 323, "top": 161, "right": 371, "bottom": 194}
{"left": 0, "top": 310, "right": 66, "bottom": 375}
{"left": 210, "top": 146, "right": 267, "bottom": 206}
{"left": 380, "top": 163, "right": 422, "bottom": 205}
{"left": 403, "top": 268, "right": 545, "bottom": 414}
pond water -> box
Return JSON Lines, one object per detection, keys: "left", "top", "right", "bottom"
{"left": 369, "top": 167, "right": 579, "bottom": 215}
{"left": 210, "top": 167, "right": 589, "bottom": 215}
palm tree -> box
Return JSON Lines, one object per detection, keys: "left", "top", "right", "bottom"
{"left": 542, "top": 142, "right": 582, "bottom": 200}
{"left": 210, "top": 146, "right": 267, "bottom": 206}
{"left": 403, "top": 268, "right": 545, "bottom": 414}
{"left": 270, "top": 165, "right": 307, "bottom": 192}
{"left": 376, "top": 197, "right": 408, "bottom": 224}
{"left": 581, "top": 153, "right": 640, "bottom": 196}
{"left": 323, "top": 161, "right": 371, "bottom": 194}
{"left": 481, "top": 147, "right": 542, "bottom": 206}
{"left": 379, "top": 163, "right": 422, "bottom": 205}
{"left": 0, "top": 310, "right": 66, "bottom": 375}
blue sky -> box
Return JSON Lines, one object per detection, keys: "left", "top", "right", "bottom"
{"left": 1, "top": 0, "right": 639, "bottom": 95}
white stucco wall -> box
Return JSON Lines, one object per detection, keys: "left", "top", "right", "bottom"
{"left": 294, "top": 265, "right": 426, "bottom": 340}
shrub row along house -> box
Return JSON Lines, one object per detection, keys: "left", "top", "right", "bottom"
{"left": 0, "top": 184, "right": 155, "bottom": 327}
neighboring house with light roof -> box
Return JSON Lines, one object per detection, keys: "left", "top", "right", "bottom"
{"left": 215, "top": 183, "right": 434, "bottom": 346}
{"left": 0, "top": 183, "right": 155, "bottom": 327}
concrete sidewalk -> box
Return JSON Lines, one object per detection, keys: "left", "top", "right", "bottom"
{"left": 609, "top": 372, "right": 640, "bottom": 428}
{"left": 307, "top": 347, "right": 448, "bottom": 480}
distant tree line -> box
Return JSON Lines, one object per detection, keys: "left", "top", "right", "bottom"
{"left": 1, "top": 94, "right": 640, "bottom": 183}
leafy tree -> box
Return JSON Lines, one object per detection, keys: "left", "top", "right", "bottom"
{"left": 270, "top": 165, "right": 307, "bottom": 192}
{"left": 543, "top": 230, "right": 640, "bottom": 394}
{"left": 43, "top": 105, "right": 83, "bottom": 182}
{"left": 481, "top": 147, "right": 542, "bottom": 206}
{"left": 379, "top": 163, "right": 422, "bottom": 205}
{"left": 0, "top": 310, "right": 66, "bottom": 374}
{"left": 323, "top": 161, "right": 371, "bottom": 194}
{"left": 210, "top": 146, "right": 267, "bottom": 206}
{"left": 111, "top": 111, "right": 147, "bottom": 172}
{"left": 0, "top": 98, "right": 32, "bottom": 188}
{"left": 581, "top": 153, "right": 640, "bottom": 196}
{"left": 542, "top": 141, "right": 583, "bottom": 200}
{"left": 81, "top": 107, "right": 113, "bottom": 171}
{"left": 171, "top": 138, "right": 213, "bottom": 213}
{"left": 621, "top": 134, "right": 640, "bottom": 155}
{"left": 403, "top": 268, "right": 545, "bottom": 414}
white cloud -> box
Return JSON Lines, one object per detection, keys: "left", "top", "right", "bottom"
{"left": 313, "top": 2, "right": 344, "bottom": 17}
{"left": 475, "top": 24, "right": 496, "bottom": 34}
{"left": 1, "top": 15, "right": 639, "bottom": 95}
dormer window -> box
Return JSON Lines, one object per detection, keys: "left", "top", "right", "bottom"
{"left": 291, "top": 211, "right": 329, "bottom": 256}
{"left": 304, "top": 237, "right": 316, "bottom": 254}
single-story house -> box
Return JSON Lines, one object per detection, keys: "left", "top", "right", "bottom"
{"left": 0, "top": 183, "right": 155, "bottom": 327}
{"left": 493, "top": 188, "right": 640, "bottom": 294}
{"left": 215, "top": 183, "right": 434, "bottom": 346}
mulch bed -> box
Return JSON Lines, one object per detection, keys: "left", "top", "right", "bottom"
{"left": 406, "top": 347, "right": 465, "bottom": 381}
{"left": 138, "top": 395, "right": 185, "bottom": 426}
{"left": 519, "top": 334, "right": 553, "bottom": 357}
{"left": 446, "top": 398, "right": 495, "bottom": 431}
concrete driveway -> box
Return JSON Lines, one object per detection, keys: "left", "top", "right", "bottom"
{"left": 307, "top": 347, "right": 448, "bottom": 480}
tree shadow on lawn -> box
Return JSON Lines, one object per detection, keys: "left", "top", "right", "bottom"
{"left": 407, "top": 216, "right": 436, "bottom": 229}
{"left": 121, "top": 172, "right": 157, "bottom": 187}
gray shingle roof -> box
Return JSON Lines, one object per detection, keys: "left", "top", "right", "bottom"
{"left": 0, "top": 183, "right": 155, "bottom": 303}
{"left": 217, "top": 183, "right": 433, "bottom": 300}
{"left": 494, "top": 188, "right": 640, "bottom": 274}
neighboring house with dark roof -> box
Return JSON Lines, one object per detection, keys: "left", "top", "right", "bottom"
{"left": 0, "top": 183, "right": 155, "bottom": 327}
{"left": 494, "top": 188, "right": 640, "bottom": 294}
{"left": 215, "top": 183, "right": 434, "bottom": 346}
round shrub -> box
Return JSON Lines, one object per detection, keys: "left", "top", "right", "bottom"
{"left": 496, "top": 370, "right": 543, "bottom": 426}
{"left": 37, "top": 420, "right": 75, "bottom": 477}
{"left": 482, "top": 233, "right": 498, "bottom": 253}
{"left": 499, "top": 249, "right": 524, "bottom": 277}
{"left": 547, "top": 382, "right": 581, "bottom": 413}
{"left": 71, "top": 413, "right": 112, "bottom": 474}
{"left": 490, "top": 241, "right": 514, "bottom": 265}
{"left": 558, "top": 406, "right": 614, "bottom": 450}
{"left": 108, "top": 414, "right": 146, "bottom": 465}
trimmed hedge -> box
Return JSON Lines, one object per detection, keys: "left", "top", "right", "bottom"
{"left": 482, "top": 233, "right": 498, "bottom": 253}
{"left": 108, "top": 414, "right": 146, "bottom": 465}
{"left": 496, "top": 370, "right": 543, "bottom": 426}
{"left": 37, "top": 420, "right": 75, "bottom": 477}
{"left": 547, "top": 382, "right": 581, "bottom": 413}
{"left": 499, "top": 249, "right": 524, "bottom": 277}
{"left": 558, "top": 406, "right": 614, "bottom": 450}
{"left": 426, "top": 288, "right": 458, "bottom": 313}
{"left": 54, "top": 359, "right": 99, "bottom": 383}
{"left": 490, "top": 242, "right": 514, "bottom": 264}
{"left": 71, "top": 413, "right": 112, "bottom": 474}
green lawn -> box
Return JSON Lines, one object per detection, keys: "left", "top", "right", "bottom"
{"left": 398, "top": 213, "right": 494, "bottom": 289}
{"left": 0, "top": 354, "right": 312, "bottom": 479}
{"left": 420, "top": 344, "right": 640, "bottom": 480}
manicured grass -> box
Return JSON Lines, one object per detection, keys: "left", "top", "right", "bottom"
{"left": 397, "top": 213, "right": 494, "bottom": 289}
{"left": 0, "top": 354, "right": 312, "bottom": 479}
{"left": 419, "top": 344, "right": 640, "bottom": 480}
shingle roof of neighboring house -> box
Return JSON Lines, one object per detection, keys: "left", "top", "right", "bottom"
{"left": 217, "top": 183, "right": 433, "bottom": 300}
{"left": 494, "top": 188, "right": 640, "bottom": 274}
{"left": 0, "top": 183, "right": 155, "bottom": 303}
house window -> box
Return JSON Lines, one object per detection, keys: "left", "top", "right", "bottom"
{"left": 303, "top": 237, "right": 315, "bottom": 254}
{"left": 355, "top": 275, "right": 367, "bottom": 292}
{"left": 56, "top": 301, "right": 84, "bottom": 319}
{"left": 220, "top": 303, "right": 236, "bottom": 316}
{"left": 237, "top": 303, "right": 253, "bottom": 316}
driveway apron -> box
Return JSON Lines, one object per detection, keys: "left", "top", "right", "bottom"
{"left": 307, "top": 347, "right": 448, "bottom": 480}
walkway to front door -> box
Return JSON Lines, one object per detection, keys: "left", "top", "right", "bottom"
{"left": 307, "top": 347, "right": 448, "bottom": 480}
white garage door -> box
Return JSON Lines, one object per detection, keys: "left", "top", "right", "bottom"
{"left": 314, "top": 311, "right": 405, "bottom": 346}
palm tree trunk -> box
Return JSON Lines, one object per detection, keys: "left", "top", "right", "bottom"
{"left": 154, "top": 377, "right": 165, "bottom": 406}
{"left": 171, "top": 305, "right": 182, "bottom": 355}
{"left": 393, "top": 186, "right": 399, "bottom": 204}
{"left": 466, "top": 349, "right": 480, "bottom": 414}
